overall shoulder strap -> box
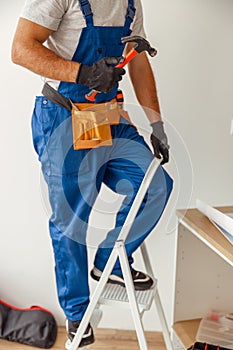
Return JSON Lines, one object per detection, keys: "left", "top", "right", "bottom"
{"left": 78, "top": 0, "right": 94, "bottom": 27}
{"left": 124, "top": 0, "right": 136, "bottom": 29}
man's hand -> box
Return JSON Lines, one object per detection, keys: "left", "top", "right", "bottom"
{"left": 150, "top": 121, "right": 170, "bottom": 164}
{"left": 76, "top": 57, "right": 125, "bottom": 93}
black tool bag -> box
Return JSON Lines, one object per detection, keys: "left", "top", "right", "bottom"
{"left": 0, "top": 299, "right": 57, "bottom": 348}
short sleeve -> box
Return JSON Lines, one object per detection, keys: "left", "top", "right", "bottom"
{"left": 20, "top": 0, "right": 68, "bottom": 31}
{"left": 131, "top": 0, "right": 146, "bottom": 38}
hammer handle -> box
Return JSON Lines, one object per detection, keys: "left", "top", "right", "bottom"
{"left": 85, "top": 90, "right": 99, "bottom": 102}
{"left": 85, "top": 48, "right": 138, "bottom": 102}
{"left": 115, "top": 48, "right": 138, "bottom": 68}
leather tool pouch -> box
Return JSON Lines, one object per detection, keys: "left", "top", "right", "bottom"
{"left": 72, "top": 102, "right": 119, "bottom": 150}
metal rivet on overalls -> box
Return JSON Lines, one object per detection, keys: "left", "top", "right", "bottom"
{"left": 43, "top": 99, "right": 48, "bottom": 105}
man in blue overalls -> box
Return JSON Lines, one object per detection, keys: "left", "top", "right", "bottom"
{"left": 12, "top": 0, "right": 173, "bottom": 347}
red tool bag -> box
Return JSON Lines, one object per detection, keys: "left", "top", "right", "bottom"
{"left": 0, "top": 299, "right": 57, "bottom": 348}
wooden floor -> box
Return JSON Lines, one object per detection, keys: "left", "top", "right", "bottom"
{"left": 0, "top": 327, "right": 166, "bottom": 350}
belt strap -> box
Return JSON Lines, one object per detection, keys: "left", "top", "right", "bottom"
{"left": 42, "top": 83, "right": 123, "bottom": 111}
{"left": 42, "top": 83, "right": 72, "bottom": 111}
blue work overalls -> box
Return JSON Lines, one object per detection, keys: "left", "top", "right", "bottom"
{"left": 31, "top": 0, "right": 173, "bottom": 321}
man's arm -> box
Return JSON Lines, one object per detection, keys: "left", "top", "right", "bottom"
{"left": 126, "top": 42, "right": 161, "bottom": 123}
{"left": 12, "top": 18, "right": 125, "bottom": 92}
{"left": 126, "top": 42, "right": 169, "bottom": 164}
{"left": 11, "top": 18, "right": 79, "bottom": 82}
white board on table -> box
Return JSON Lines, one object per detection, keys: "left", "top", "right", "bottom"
{"left": 196, "top": 199, "right": 233, "bottom": 245}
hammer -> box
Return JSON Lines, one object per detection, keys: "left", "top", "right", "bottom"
{"left": 85, "top": 35, "right": 157, "bottom": 102}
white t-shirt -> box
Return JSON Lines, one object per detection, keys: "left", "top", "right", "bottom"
{"left": 21, "top": 0, "right": 146, "bottom": 62}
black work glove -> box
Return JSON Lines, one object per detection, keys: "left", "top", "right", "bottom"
{"left": 150, "top": 121, "right": 170, "bottom": 165}
{"left": 76, "top": 57, "right": 125, "bottom": 93}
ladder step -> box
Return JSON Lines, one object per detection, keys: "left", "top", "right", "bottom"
{"left": 99, "top": 282, "right": 157, "bottom": 312}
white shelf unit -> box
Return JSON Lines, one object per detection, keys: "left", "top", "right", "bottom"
{"left": 172, "top": 207, "right": 233, "bottom": 349}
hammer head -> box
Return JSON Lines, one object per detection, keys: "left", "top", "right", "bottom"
{"left": 121, "top": 35, "right": 157, "bottom": 57}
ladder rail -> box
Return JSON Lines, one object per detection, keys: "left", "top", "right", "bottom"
{"left": 140, "top": 241, "right": 156, "bottom": 279}
{"left": 154, "top": 290, "right": 174, "bottom": 350}
{"left": 117, "top": 157, "right": 161, "bottom": 242}
{"left": 141, "top": 242, "right": 174, "bottom": 350}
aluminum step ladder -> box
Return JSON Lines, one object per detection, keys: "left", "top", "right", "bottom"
{"left": 68, "top": 157, "right": 174, "bottom": 350}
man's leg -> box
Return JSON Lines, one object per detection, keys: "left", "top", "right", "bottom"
{"left": 31, "top": 98, "right": 109, "bottom": 321}
{"left": 45, "top": 144, "right": 113, "bottom": 321}
{"left": 93, "top": 121, "right": 173, "bottom": 281}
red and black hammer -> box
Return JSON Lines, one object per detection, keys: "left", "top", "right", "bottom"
{"left": 85, "top": 35, "right": 157, "bottom": 102}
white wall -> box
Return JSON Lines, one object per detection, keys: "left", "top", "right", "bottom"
{"left": 0, "top": 0, "right": 232, "bottom": 333}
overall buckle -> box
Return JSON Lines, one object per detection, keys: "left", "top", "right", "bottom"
{"left": 79, "top": 0, "right": 92, "bottom": 17}
{"left": 127, "top": 4, "right": 136, "bottom": 21}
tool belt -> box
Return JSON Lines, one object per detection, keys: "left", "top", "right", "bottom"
{"left": 42, "top": 83, "right": 130, "bottom": 150}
